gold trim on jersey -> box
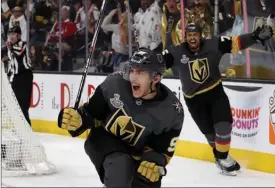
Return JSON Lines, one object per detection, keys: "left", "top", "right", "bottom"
{"left": 188, "top": 58, "right": 210, "bottom": 84}
{"left": 105, "top": 108, "right": 145, "bottom": 146}
{"left": 184, "top": 79, "right": 222, "bottom": 99}
{"left": 231, "top": 36, "right": 241, "bottom": 53}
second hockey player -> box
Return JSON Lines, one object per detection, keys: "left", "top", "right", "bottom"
{"left": 162, "top": 23, "right": 273, "bottom": 176}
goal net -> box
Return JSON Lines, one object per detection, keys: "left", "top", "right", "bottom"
{"left": 1, "top": 66, "right": 56, "bottom": 176}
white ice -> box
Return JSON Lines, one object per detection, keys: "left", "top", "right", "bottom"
{"left": 2, "top": 133, "right": 275, "bottom": 187}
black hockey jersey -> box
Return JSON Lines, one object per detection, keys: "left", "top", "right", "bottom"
{"left": 81, "top": 74, "right": 184, "bottom": 165}
{"left": 163, "top": 34, "right": 255, "bottom": 98}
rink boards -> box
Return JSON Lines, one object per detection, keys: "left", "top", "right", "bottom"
{"left": 29, "top": 73, "right": 275, "bottom": 174}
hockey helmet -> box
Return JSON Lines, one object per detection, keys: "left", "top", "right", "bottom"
{"left": 128, "top": 48, "right": 166, "bottom": 75}
{"left": 8, "top": 25, "right": 21, "bottom": 35}
{"left": 185, "top": 23, "right": 202, "bottom": 35}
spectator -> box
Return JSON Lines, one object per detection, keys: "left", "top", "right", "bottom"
{"left": 47, "top": 0, "right": 59, "bottom": 25}
{"left": 30, "top": 44, "right": 44, "bottom": 70}
{"left": 1, "top": 0, "right": 25, "bottom": 22}
{"left": 73, "top": 0, "right": 86, "bottom": 33}
{"left": 158, "top": 0, "right": 182, "bottom": 76}
{"left": 160, "top": 0, "right": 182, "bottom": 49}
{"left": 72, "top": 0, "right": 86, "bottom": 53}
{"left": 133, "top": 0, "right": 162, "bottom": 51}
{"left": 1, "top": 0, "right": 12, "bottom": 21}
{"left": 101, "top": 8, "right": 129, "bottom": 72}
{"left": 31, "top": 0, "right": 53, "bottom": 45}
{"left": 25, "top": 0, "right": 35, "bottom": 18}
{"left": 87, "top": 0, "right": 100, "bottom": 35}
{"left": 48, "top": 6, "right": 77, "bottom": 71}
{"left": 8, "top": 6, "right": 27, "bottom": 42}
{"left": 48, "top": 6, "right": 77, "bottom": 45}
{"left": 190, "top": 0, "right": 214, "bottom": 38}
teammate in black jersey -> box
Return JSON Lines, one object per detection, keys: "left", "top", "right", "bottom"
{"left": 6, "top": 25, "right": 33, "bottom": 126}
{"left": 162, "top": 23, "right": 273, "bottom": 175}
{"left": 58, "top": 48, "right": 184, "bottom": 187}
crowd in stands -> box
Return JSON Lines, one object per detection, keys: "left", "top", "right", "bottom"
{"left": 1, "top": 0, "right": 275, "bottom": 78}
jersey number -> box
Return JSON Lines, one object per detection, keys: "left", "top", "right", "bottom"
{"left": 220, "top": 36, "right": 231, "bottom": 42}
{"left": 167, "top": 137, "right": 179, "bottom": 152}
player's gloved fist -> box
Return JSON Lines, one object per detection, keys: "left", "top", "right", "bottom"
{"left": 137, "top": 161, "right": 165, "bottom": 183}
{"left": 58, "top": 108, "right": 82, "bottom": 131}
{"left": 252, "top": 25, "right": 273, "bottom": 45}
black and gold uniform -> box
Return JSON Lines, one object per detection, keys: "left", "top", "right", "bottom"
{"left": 163, "top": 23, "right": 273, "bottom": 175}
{"left": 58, "top": 48, "right": 184, "bottom": 187}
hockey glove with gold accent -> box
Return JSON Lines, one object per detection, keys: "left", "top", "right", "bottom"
{"left": 58, "top": 108, "right": 82, "bottom": 131}
{"left": 137, "top": 161, "right": 166, "bottom": 183}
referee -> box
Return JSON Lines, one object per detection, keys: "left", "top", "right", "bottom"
{"left": 6, "top": 25, "right": 33, "bottom": 126}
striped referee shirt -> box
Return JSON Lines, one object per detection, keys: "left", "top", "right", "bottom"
{"left": 7, "top": 40, "right": 32, "bottom": 82}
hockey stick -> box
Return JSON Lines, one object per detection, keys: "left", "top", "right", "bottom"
{"left": 73, "top": 0, "right": 107, "bottom": 109}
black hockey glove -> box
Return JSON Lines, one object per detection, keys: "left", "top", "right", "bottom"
{"left": 252, "top": 25, "right": 273, "bottom": 45}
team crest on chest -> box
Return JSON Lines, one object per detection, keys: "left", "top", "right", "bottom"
{"left": 188, "top": 58, "right": 209, "bottom": 84}
{"left": 105, "top": 108, "right": 145, "bottom": 146}
{"left": 110, "top": 94, "right": 124, "bottom": 108}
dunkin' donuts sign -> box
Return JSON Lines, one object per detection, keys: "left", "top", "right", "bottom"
{"left": 224, "top": 85, "right": 263, "bottom": 139}
{"left": 231, "top": 107, "right": 261, "bottom": 138}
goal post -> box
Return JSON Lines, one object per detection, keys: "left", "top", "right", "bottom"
{"left": 1, "top": 65, "right": 56, "bottom": 176}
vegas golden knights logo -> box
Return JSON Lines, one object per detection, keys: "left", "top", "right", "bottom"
{"left": 188, "top": 58, "right": 209, "bottom": 84}
{"left": 105, "top": 108, "right": 145, "bottom": 146}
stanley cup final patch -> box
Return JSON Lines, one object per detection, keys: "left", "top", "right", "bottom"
{"left": 110, "top": 94, "right": 124, "bottom": 109}
{"left": 180, "top": 54, "right": 189, "bottom": 64}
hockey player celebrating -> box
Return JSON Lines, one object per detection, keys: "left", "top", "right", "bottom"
{"left": 58, "top": 48, "right": 184, "bottom": 187}
{"left": 162, "top": 23, "right": 274, "bottom": 175}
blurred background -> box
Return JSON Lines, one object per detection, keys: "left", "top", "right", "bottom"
{"left": 1, "top": 0, "right": 275, "bottom": 80}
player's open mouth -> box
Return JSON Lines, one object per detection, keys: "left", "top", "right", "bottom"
{"left": 190, "top": 40, "right": 197, "bottom": 44}
{"left": 132, "top": 84, "right": 140, "bottom": 91}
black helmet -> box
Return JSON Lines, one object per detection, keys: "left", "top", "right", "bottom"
{"left": 185, "top": 23, "right": 202, "bottom": 34}
{"left": 128, "top": 48, "right": 166, "bottom": 75}
{"left": 8, "top": 25, "right": 21, "bottom": 34}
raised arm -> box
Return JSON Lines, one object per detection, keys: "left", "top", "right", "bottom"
{"left": 101, "top": 9, "right": 118, "bottom": 33}
{"left": 219, "top": 25, "right": 273, "bottom": 54}
{"left": 162, "top": 48, "right": 175, "bottom": 69}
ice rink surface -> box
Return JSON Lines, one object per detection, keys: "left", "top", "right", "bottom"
{"left": 2, "top": 133, "right": 275, "bottom": 187}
